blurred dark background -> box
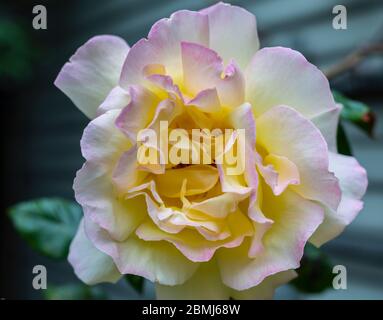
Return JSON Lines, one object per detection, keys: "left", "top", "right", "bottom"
{"left": 1, "top": 0, "right": 382, "bottom": 299}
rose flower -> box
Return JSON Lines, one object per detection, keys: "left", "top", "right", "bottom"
{"left": 55, "top": 2, "right": 367, "bottom": 299}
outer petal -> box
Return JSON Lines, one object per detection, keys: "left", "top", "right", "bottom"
{"left": 245, "top": 47, "right": 337, "bottom": 119}
{"left": 68, "top": 219, "right": 121, "bottom": 285}
{"left": 256, "top": 105, "right": 341, "bottom": 211}
{"left": 156, "top": 260, "right": 296, "bottom": 300}
{"left": 231, "top": 270, "right": 297, "bottom": 300}
{"left": 201, "top": 2, "right": 260, "bottom": 69}
{"left": 97, "top": 86, "right": 130, "bottom": 116}
{"left": 75, "top": 110, "right": 145, "bottom": 241}
{"left": 84, "top": 217, "right": 199, "bottom": 286}
{"left": 217, "top": 188, "right": 324, "bottom": 290}
{"left": 155, "top": 260, "right": 230, "bottom": 300}
{"left": 310, "top": 105, "right": 341, "bottom": 152}
{"left": 74, "top": 161, "right": 147, "bottom": 241}
{"left": 55, "top": 35, "right": 129, "bottom": 119}
{"left": 120, "top": 10, "right": 209, "bottom": 87}
{"left": 80, "top": 109, "right": 130, "bottom": 166}
{"left": 310, "top": 152, "right": 368, "bottom": 246}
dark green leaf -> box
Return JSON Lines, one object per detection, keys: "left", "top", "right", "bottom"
{"left": 291, "top": 243, "right": 333, "bottom": 293}
{"left": 8, "top": 198, "right": 82, "bottom": 259}
{"left": 333, "top": 90, "right": 375, "bottom": 137}
{"left": 337, "top": 121, "right": 353, "bottom": 156}
{"left": 43, "top": 283, "right": 107, "bottom": 300}
{"left": 125, "top": 274, "right": 144, "bottom": 294}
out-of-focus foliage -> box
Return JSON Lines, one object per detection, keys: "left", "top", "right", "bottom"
{"left": 334, "top": 90, "right": 376, "bottom": 137}
{"left": 125, "top": 274, "right": 145, "bottom": 294}
{"left": 8, "top": 198, "right": 82, "bottom": 259}
{"left": 337, "top": 122, "right": 353, "bottom": 156}
{"left": 291, "top": 243, "right": 333, "bottom": 293}
{"left": 0, "top": 19, "right": 35, "bottom": 82}
{"left": 44, "top": 283, "right": 107, "bottom": 300}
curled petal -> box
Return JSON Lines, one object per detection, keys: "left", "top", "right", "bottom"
{"left": 146, "top": 74, "right": 183, "bottom": 101}
{"left": 256, "top": 105, "right": 341, "bottom": 211}
{"left": 258, "top": 154, "right": 300, "bottom": 196}
{"left": 155, "top": 165, "right": 219, "bottom": 198}
{"left": 181, "top": 42, "right": 245, "bottom": 108}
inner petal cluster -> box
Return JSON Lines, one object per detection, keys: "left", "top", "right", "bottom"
{"left": 111, "top": 43, "right": 262, "bottom": 262}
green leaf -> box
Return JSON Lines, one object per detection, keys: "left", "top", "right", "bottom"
{"left": 43, "top": 283, "right": 107, "bottom": 300}
{"left": 291, "top": 243, "right": 333, "bottom": 293}
{"left": 8, "top": 198, "right": 82, "bottom": 259}
{"left": 333, "top": 90, "right": 375, "bottom": 137}
{"left": 125, "top": 274, "right": 145, "bottom": 294}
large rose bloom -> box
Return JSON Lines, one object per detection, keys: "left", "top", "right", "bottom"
{"left": 55, "top": 2, "right": 367, "bottom": 299}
